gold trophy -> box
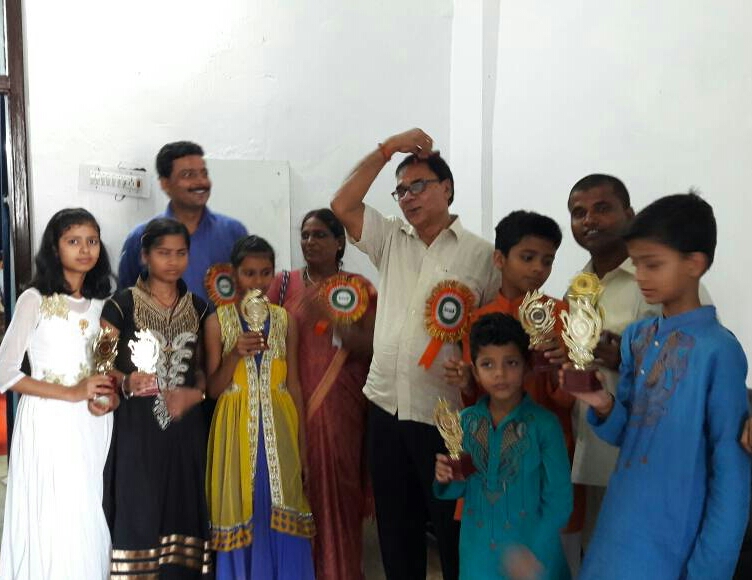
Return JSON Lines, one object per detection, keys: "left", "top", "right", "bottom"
{"left": 518, "top": 290, "right": 558, "bottom": 373}
{"left": 240, "top": 289, "right": 270, "bottom": 332}
{"left": 559, "top": 273, "right": 604, "bottom": 392}
{"left": 91, "top": 326, "right": 118, "bottom": 406}
{"left": 434, "top": 398, "right": 475, "bottom": 479}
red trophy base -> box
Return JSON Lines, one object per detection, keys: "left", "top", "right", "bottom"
{"left": 449, "top": 453, "right": 476, "bottom": 480}
{"left": 562, "top": 368, "right": 603, "bottom": 393}
{"left": 531, "top": 350, "right": 559, "bottom": 374}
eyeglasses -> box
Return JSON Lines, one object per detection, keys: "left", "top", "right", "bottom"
{"left": 391, "top": 179, "right": 441, "bottom": 202}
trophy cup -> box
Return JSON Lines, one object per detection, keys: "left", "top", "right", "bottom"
{"left": 518, "top": 290, "right": 558, "bottom": 373}
{"left": 559, "top": 273, "right": 604, "bottom": 392}
{"left": 434, "top": 398, "right": 475, "bottom": 479}
{"left": 91, "top": 326, "right": 118, "bottom": 406}
{"left": 240, "top": 289, "right": 270, "bottom": 332}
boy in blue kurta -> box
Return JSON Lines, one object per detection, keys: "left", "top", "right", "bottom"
{"left": 434, "top": 313, "right": 573, "bottom": 579}
{"left": 573, "top": 193, "right": 751, "bottom": 579}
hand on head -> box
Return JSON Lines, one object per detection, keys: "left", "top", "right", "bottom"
{"left": 384, "top": 128, "right": 435, "bottom": 159}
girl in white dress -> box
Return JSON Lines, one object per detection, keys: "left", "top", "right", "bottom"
{"left": 0, "top": 208, "right": 117, "bottom": 579}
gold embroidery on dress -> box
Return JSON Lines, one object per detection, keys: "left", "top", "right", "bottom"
{"left": 132, "top": 279, "right": 200, "bottom": 429}
{"left": 215, "top": 304, "right": 314, "bottom": 539}
{"left": 42, "top": 369, "right": 65, "bottom": 385}
{"left": 79, "top": 319, "right": 89, "bottom": 335}
{"left": 132, "top": 280, "right": 199, "bottom": 339}
{"left": 217, "top": 305, "right": 240, "bottom": 357}
{"left": 40, "top": 294, "right": 70, "bottom": 320}
{"left": 110, "top": 536, "right": 211, "bottom": 577}
{"left": 74, "top": 362, "right": 91, "bottom": 383}
{"left": 260, "top": 306, "right": 286, "bottom": 508}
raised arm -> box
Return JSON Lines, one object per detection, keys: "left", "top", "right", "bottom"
{"left": 331, "top": 128, "right": 434, "bottom": 241}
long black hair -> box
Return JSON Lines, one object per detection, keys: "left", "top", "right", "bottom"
{"left": 29, "top": 208, "right": 112, "bottom": 299}
{"left": 301, "top": 208, "right": 346, "bottom": 264}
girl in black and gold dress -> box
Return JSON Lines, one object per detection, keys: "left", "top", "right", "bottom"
{"left": 102, "top": 218, "right": 212, "bottom": 579}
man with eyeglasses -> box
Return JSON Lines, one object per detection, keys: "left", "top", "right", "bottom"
{"left": 332, "top": 128, "right": 500, "bottom": 580}
{"left": 118, "top": 141, "right": 248, "bottom": 302}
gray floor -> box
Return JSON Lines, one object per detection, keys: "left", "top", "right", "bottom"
{"left": 362, "top": 519, "right": 443, "bottom": 579}
{"left": 0, "top": 459, "right": 443, "bottom": 578}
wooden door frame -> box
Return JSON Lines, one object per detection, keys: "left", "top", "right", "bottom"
{"left": 1, "top": 0, "right": 32, "bottom": 291}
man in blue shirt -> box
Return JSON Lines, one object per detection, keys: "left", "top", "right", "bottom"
{"left": 118, "top": 141, "right": 247, "bottom": 301}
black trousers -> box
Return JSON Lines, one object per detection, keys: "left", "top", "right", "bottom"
{"left": 367, "top": 402, "right": 460, "bottom": 580}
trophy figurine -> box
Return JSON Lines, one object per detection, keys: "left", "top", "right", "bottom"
{"left": 518, "top": 290, "right": 558, "bottom": 372}
{"left": 434, "top": 398, "right": 475, "bottom": 479}
{"left": 241, "top": 289, "right": 270, "bottom": 332}
{"left": 129, "top": 329, "right": 160, "bottom": 373}
{"left": 91, "top": 326, "right": 118, "bottom": 406}
{"left": 559, "top": 273, "right": 604, "bottom": 392}
{"left": 128, "top": 329, "right": 160, "bottom": 398}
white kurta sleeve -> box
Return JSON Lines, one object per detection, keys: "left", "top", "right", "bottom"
{"left": 0, "top": 289, "right": 42, "bottom": 393}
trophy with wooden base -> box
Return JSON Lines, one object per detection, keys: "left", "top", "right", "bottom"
{"left": 559, "top": 273, "right": 604, "bottom": 392}
{"left": 518, "top": 290, "right": 559, "bottom": 373}
{"left": 434, "top": 398, "right": 476, "bottom": 479}
{"left": 91, "top": 326, "right": 118, "bottom": 407}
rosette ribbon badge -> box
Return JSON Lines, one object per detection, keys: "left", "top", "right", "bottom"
{"left": 418, "top": 280, "right": 475, "bottom": 370}
{"left": 315, "top": 273, "right": 370, "bottom": 334}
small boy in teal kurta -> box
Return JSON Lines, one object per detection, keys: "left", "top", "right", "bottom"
{"left": 435, "top": 313, "right": 573, "bottom": 579}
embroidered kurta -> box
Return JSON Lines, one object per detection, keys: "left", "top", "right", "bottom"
{"left": 102, "top": 278, "right": 212, "bottom": 579}
{"left": 206, "top": 303, "right": 314, "bottom": 551}
{"left": 461, "top": 292, "right": 584, "bottom": 533}
{"left": 0, "top": 290, "right": 113, "bottom": 579}
{"left": 581, "top": 306, "right": 751, "bottom": 579}
{"left": 434, "top": 395, "right": 573, "bottom": 579}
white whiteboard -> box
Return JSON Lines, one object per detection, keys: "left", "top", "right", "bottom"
{"left": 205, "top": 159, "right": 292, "bottom": 270}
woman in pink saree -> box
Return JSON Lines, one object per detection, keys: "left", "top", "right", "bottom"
{"left": 268, "top": 208, "right": 375, "bottom": 580}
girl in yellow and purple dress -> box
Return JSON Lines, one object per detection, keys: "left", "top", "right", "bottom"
{"left": 205, "top": 235, "right": 314, "bottom": 579}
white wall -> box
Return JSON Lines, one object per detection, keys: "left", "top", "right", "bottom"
{"left": 24, "top": 1, "right": 750, "bottom": 359}
{"left": 492, "top": 0, "right": 752, "bottom": 358}
{"left": 23, "top": 1, "right": 454, "bottom": 280}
